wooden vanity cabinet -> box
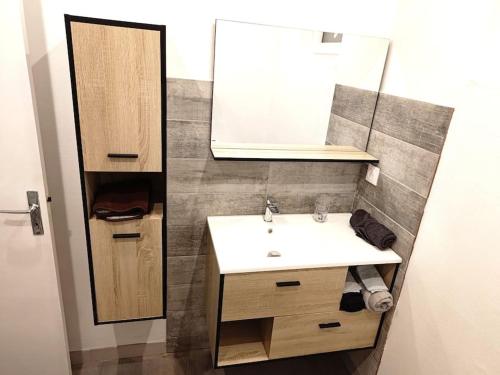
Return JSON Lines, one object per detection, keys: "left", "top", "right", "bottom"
{"left": 206, "top": 237, "right": 398, "bottom": 367}
{"left": 65, "top": 15, "right": 166, "bottom": 324}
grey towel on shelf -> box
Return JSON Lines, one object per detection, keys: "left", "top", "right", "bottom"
{"left": 355, "top": 265, "right": 389, "bottom": 292}
{"left": 355, "top": 265, "right": 393, "bottom": 313}
{"left": 362, "top": 289, "right": 393, "bottom": 312}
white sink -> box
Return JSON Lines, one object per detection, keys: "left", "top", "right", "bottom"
{"left": 207, "top": 213, "right": 402, "bottom": 274}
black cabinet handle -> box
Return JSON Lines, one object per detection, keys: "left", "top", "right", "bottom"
{"left": 276, "top": 281, "right": 301, "bottom": 287}
{"left": 113, "top": 233, "right": 140, "bottom": 239}
{"left": 107, "top": 153, "right": 138, "bottom": 158}
{"left": 319, "top": 322, "right": 341, "bottom": 329}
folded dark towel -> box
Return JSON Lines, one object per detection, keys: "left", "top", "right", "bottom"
{"left": 93, "top": 180, "right": 151, "bottom": 221}
{"left": 350, "top": 209, "right": 396, "bottom": 249}
{"left": 340, "top": 293, "right": 365, "bottom": 312}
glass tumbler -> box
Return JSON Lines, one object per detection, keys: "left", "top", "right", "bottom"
{"left": 313, "top": 196, "right": 330, "bottom": 223}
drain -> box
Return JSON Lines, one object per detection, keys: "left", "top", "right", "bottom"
{"left": 267, "top": 250, "right": 281, "bottom": 257}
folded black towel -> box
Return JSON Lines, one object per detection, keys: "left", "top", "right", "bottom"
{"left": 340, "top": 270, "right": 365, "bottom": 312}
{"left": 350, "top": 209, "right": 397, "bottom": 250}
{"left": 340, "top": 293, "right": 365, "bottom": 312}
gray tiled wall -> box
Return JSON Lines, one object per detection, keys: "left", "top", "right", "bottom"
{"left": 166, "top": 78, "right": 362, "bottom": 352}
{"left": 325, "top": 84, "right": 378, "bottom": 149}
{"left": 343, "top": 94, "right": 454, "bottom": 375}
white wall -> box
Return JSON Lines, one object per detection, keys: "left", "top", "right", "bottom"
{"left": 23, "top": 0, "right": 397, "bottom": 351}
{"left": 378, "top": 0, "right": 500, "bottom": 373}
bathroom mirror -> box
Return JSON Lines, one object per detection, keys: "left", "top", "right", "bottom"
{"left": 211, "top": 20, "right": 389, "bottom": 161}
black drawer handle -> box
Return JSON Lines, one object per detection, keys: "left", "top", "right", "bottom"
{"left": 276, "top": 281, "right": 301, "bottom": 287}
{"left": 113, "top": 233, "right": 140, "bottom": 239}
{"left": 107, "top": 153, "right": 138, "bottom": 158}
{"left": 319, "top": 322, "right": 341, "bottom": 329}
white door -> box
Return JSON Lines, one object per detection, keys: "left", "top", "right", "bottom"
{"left": 0, "top": 2, "right": 71, "bottom": 374}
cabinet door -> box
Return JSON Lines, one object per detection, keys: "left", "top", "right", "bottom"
{"left": 89, "top": 206, "right": 163, "bottom": 322}
{"left": 70, "top": 21, "right": 162, "bottom": 172}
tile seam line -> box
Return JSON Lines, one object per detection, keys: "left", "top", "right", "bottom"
{"left": 331, "top": 112, "right": 372, "bottom": 129}
{"left": 167, "top": 78, "right": 214, "bottom": 83}
{"left": 371, "top": 123, "right": 446, "bottom": 154}
{"left": 370, "top": 128, "right": 441, "bottom": 158}
{"left": 372, "top": 170, "right": 429, "bottom": 200}
{"left": 358, "top": 195, "right": 415, "bottom": 239}
{"left": 358, "top": 193, "right": 416, "bottom": 236}
{"left": 166, "top": 191, "right": 357, "bottom": 195}
{"left": 166, "top": 254, "right": 207, "bottom": 258}
{"left": 166, "top": 118, "right": 211, "bottom": 123}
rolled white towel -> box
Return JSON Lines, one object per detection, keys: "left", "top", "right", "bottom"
{"left": 356, "top": 265, "right": 394, "bottom": 312}
{"left": 355, "top": 265, "right": 389, "bottom": 292}
{"left": 362, "top": 289, "right": 393, "bottom": 312}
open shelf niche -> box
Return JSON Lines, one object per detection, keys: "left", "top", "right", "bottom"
{"left": 218, "top": 318, "right": 274, "bottom": 366}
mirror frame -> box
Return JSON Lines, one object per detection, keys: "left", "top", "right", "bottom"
{"left": 210, "top": 19, "right": 388, "bottom": 162}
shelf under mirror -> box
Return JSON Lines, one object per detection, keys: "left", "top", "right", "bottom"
{"left": 211, "top": 143, "right": 379, "bottom": 162}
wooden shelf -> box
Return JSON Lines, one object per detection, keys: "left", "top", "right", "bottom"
{"left": 218, "top": 319, "right": 273, "bottom": 366}
{"left": 211, "top": 143, "right": 378, "bottom": 162}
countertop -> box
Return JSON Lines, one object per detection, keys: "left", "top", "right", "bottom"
{"left": 207, "top": 213, "right": 402, "bottom": 274}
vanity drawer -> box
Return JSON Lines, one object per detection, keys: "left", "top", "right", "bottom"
{"left": 89, "top": 206, "right": 163, "bottom": 322}
{"left": 221, "top": 267, "right": 347, "bottom": 321}
{"left": 269, "top": 310, "right": 381, "bottom": 359}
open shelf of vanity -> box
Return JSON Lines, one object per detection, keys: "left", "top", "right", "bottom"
{"left": 206, "top": 214, "right": 402, "bottom": 367}
{"left": 65, "top": 15, "right": 166, "bottom": 324}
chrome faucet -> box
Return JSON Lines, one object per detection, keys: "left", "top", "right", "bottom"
{"left": 264, "top": 199, "right": 280, "bottom": 222}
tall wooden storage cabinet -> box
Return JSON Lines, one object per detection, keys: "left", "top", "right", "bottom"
{"left": 65, "top": 15, "right": 166, "bottom": 324}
